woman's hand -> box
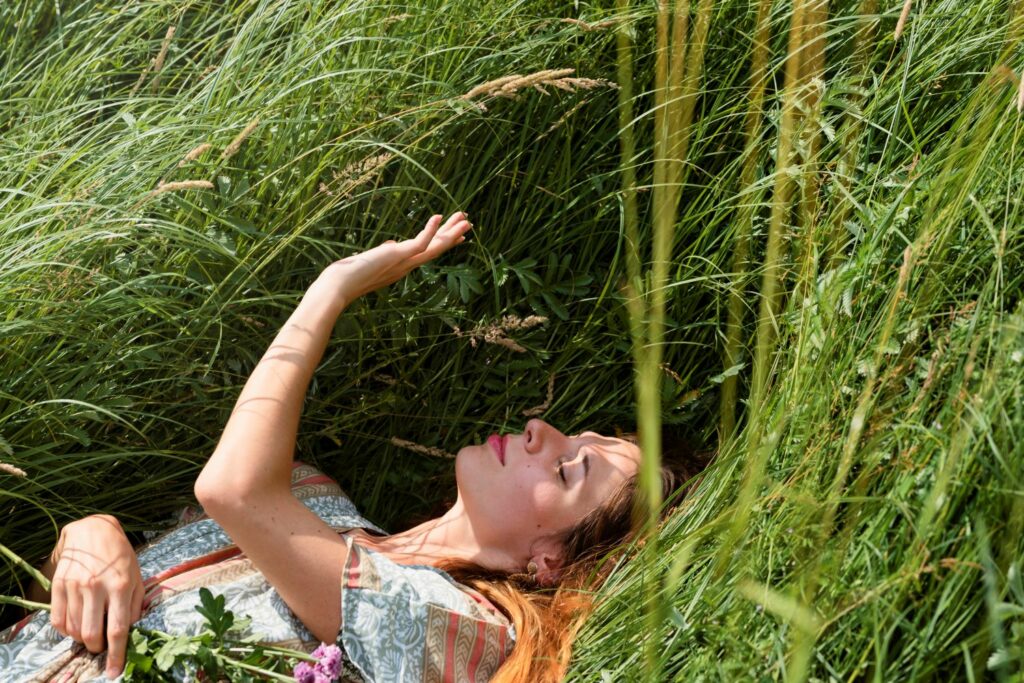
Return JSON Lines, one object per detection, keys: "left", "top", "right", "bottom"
{"left": 323, "top": 211, "right": 472, "bottom": 304}
{"left": 49, "top": 514, "right": 145, "bottom": 680}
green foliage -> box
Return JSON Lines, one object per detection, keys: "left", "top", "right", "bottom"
{"left": 0, "top": 0, "right": 1021, "bottom": 680}
{"left": 124, "top": 588, "right": 307, "bottom": 682}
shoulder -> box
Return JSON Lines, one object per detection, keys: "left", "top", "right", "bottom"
{"left": 338, "top": 539, "right": 515, "bottom": 682}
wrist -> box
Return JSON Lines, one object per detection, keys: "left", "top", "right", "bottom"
{"left": 315, "top": 264, "right": 361, "bottom": 308}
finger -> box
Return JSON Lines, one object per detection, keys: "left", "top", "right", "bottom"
{"left": 441, "top": 211, "right": 467, "bottom": 230}
{"left": 80, "top": 585, "right": 106, "bottom": 653}
{"left": 403, "top": 214, "right": 444, "bottom": 254}
{"left": 131, "top": 579, "right": 145, "bottom": 623}
{"left": 50, "top": 572, "right": 67, "bottom": 635}
{"left": 105, "top": 589, "right": 132, "bottom": 678}
{"left": 410, "top": 220, "right": 471, "bottom": 264}
{"left": 66, "top": 579, "right": 83, "bottom": 642}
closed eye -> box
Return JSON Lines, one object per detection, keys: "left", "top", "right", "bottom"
{"left": 558, "top": 462, "right": 567, "bottom": 485}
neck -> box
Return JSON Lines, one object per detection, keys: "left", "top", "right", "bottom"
{"left": 359, "top": 501, "right": 514, "bottom": 572}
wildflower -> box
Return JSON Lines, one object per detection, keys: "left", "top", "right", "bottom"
{"left": 293, "top": 661, "right": 318, "bottom": 683}
{"left": 294, "top": 643, "right": 343, "bottom": 682}
{"left": 312, "top": 643, "right": 343, "bottom": 679}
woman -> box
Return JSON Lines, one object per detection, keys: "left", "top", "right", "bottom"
{"left": 0, "top": 212, "right": 709, "bottom": 682}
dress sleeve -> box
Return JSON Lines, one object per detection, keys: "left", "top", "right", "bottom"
{"left": 337, "top": 536, "right": 516, "bottom": 683}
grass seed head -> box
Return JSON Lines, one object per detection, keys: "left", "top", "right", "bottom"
{"left": 0, "top": 462, "right": 27, "bottom": 478}
{"left": 153, "top": 25, "right": 176, "bottom": 75}
{"left": 522, "top": 372, "right": 556, "bottom": 417}
{"left": 390, "top": 437, "right": 456, "bottom": 459}
{"left": 1018, "top": 68, "right": 1024, "bottom": 112}
{"left": 461, "top": 68, "right": 617, "bottom": 111}
{"left": 894, "top": 0, "right": 913, "bottom": 41}
{"left": 178, "top": 143, "right": 212, "bottom": 167}
{"left": 221, "top": 117, "right": 261, "bottom": 160}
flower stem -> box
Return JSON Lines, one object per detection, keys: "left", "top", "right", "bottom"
{"left": 0, "top": 542, "right": 52, "bottom": 592}
{"left": 0, "top": 595, "right": 50, "bottom": 611}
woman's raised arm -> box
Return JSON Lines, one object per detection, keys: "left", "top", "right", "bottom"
{"left": 190, "top": 212, "right": 470, "bottom": 644}
{"left": 194, "top": 211, "right": 470, "bottom": 502}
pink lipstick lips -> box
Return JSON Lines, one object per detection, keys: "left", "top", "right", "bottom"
{"left": 487, "top": 434, "right": 506, "bottom": 465}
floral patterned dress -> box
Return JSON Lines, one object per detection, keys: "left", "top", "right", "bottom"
{"left": 0, "top": 461, "right": 516, "bottom": 683}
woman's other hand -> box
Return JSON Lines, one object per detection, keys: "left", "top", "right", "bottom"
{"left": 323, "top": 211, "right": 472, "bottom": 304}
{"left": 50, "top": 514, "right": 144, "bottom": 679}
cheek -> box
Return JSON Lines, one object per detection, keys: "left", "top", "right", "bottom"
{"left": 514, "top": 464, "right": 566, "bottom": 524}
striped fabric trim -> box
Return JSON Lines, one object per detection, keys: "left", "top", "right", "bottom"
{"left": 291, "top": 461, "right": 349, "bottom": 501}
{"left": 422, "top": 604, "right": 510, "bottom": 683}
{"left": 140, "top": 545, "right": 243, "bottom": 611}
{"left": 341, "top": 535, "right": 382, "bottom": 592}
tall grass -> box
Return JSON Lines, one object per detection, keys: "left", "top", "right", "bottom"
{"left": 1, "top": 0, "right": 1022, "bottom": 680}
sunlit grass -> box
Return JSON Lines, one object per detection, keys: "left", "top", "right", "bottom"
{"left": 2, "top": 0, "right": 1022, "bottom": 680}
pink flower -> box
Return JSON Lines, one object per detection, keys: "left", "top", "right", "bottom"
{"left": 311, "top": 644, "right": 343, "bottom": 679}
{"left": 293, "top": 661, "right": 317, "bottom": 683}
{"left": 294, "top": 643, "right": 344, "bottom": 682}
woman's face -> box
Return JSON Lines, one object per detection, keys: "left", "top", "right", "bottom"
{"left": 453, "top": 418, "right": 642, "bottom": 563}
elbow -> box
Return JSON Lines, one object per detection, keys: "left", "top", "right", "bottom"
{"left": 194, "top": 472, "right": 279, "bottom": 515}
{"left": 194, "top": 472, "right": 231, "bottom": 512}
{"left": 194, "top": 458, "right": 245, "bottom": 509}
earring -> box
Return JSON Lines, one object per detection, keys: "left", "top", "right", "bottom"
{"left": 526, "top": 561, "right": 538, "bottom": 579}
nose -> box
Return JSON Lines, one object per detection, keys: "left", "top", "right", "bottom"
{"left": 522, "top": 418, "right": 567, "bottom": 458}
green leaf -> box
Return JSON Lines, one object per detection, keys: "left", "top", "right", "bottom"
{"left": 224, "top": 213, "right": 259, "bottom": 236}
{"left": 540, "top": 291, "right": 568, "bottom": 320}
{"left": 709, "top": 363, "right": 745, "bottom": 384}
{"left": 154, "top": 635, "right": 198, "bottom": 670}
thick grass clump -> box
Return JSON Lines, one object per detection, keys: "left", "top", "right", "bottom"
{"left": 1, "top": 0, "right": 1022, "bottom": 680}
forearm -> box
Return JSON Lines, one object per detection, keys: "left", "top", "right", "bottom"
{"left": 196, "top": 267, "right": 354, "bottom": 499}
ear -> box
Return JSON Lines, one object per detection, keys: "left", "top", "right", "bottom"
{"left": 528, "top": 536, "right": 566, "bottom": 587}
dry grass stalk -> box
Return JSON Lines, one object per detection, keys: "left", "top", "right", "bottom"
{"left": 130, "top": 61, "right": 153, "bottom": 97}
{"left": 659, "top": 362, "right": 683, "bottom": 384}
{"left": 522, "top": 372, "right": 556, "bottom": 417}
{"left": 151, "top": 179, "right": 215, "bottom": 195}
{"left": 561, "top": 17, "right": 621, "bottom": 31}
{"left": 390, "top": 436, "right": 456, "bottom": 459}
{"left": 894, "top": 0, "right": 912, "bottom": 41}
{"left": 453, "top": 314, "right": 548, "bottom": 353}
{"left": 0, "top": 462, "right": 27, "bottom": 478}
{"left": 178, "top": 143, "right": 212, "bottom": 167}
{"left": 322, "top": 152, "right": 395, "bottom": 198}
{"left": 371, "top": 372, "right": 416, "bottom": 389}
{"left": 135, "top": 179, "right": 214, "bottom": 209}
{"left": 382, "top": 13, "right": 413, "bottom": 27}
{"left": 543, "top": 97, "right": 589, "bottom": 136}
{"left": 460, "top": 68, "right": 617, "bottom": 111}
{"left": 151, "top": 25, "right": 177, "bottom": 91}
{"left": 1018, "top": 68, "right": 1024, "bottom": 112}
{"left": 221, "top": 117, "right": 261, "bottom": 160}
